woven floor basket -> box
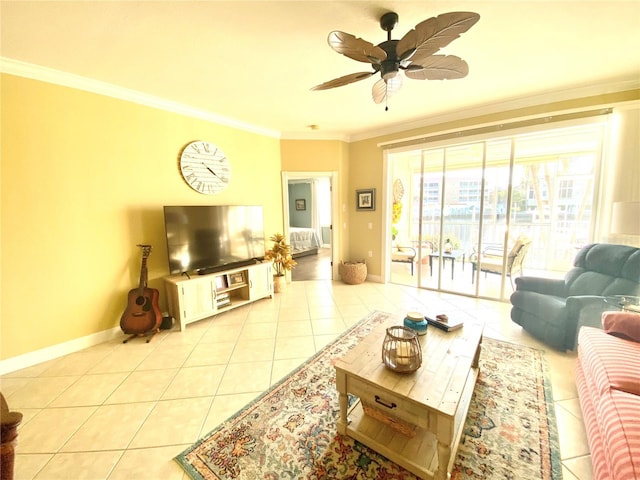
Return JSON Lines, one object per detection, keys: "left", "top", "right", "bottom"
{"left": 339, "top": 261, "right": 367, "bottom": 284}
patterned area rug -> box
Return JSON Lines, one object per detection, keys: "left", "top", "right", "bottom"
{"left": 176, "top": 311, "right": 562, "bottom": 479}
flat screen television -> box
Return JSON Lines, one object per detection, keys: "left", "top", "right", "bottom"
{"left": 163, "top": 205, "right": 265, "bottom": 275}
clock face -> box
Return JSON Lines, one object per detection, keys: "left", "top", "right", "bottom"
{"left": 179, "top": 140, "right": 231, "bottom": 194}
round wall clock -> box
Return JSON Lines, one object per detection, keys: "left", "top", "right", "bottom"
{"left": 179, "top": 140, "right": 231, "bottom": 194}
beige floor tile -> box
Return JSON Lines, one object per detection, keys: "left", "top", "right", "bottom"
{"left": 249, "top": 298, "right": 280, "bottom": 313}
{"left": 135, "top": 344, "right": 195, "bottom": 371}
{"left": 210, "top": 308, "right": 249, "bottom": 326}
{"left": 245, "top": 308, "right": 279, "bottom": 324}
{"left": 39, "top": 350, "right": 112, "bottom": 377}
{"left": 18, "top": 406, "right": 97, "bottom": 453}
{"left": 60, "top": 402, "right": 155, "bottom": 452}
{"left": 183, "top": 341, "right": 235, "bottom": 367}
{"left": 273, "top": 336, "right": 316, "bottom": 361}
{"left": 555, "top": 401, "right": 590, "bottom": 459}
{"left": 239, "top": 321, "right": 277, "bottom": 340}
{"left": 157, "top": 327, "right": 210, "bottom": 346}
{"left": 87, "top": 347, "right": 150, "bottom": 374}
{"left": 201, "top": 392, "right": 258, "bottom": 434}
{"left": 129, "top": 397, "right": 213, "bottom": 448}
{"left": 271, "top": 358, "right": 308, "bottom": 385}
{"left": 563, "top": 455, "right": 594, "bottom": 480}
{"left": 109, "top": 445, "right": 188, "bottom": 480}
{"left": 229, "top": 337, "right": 275, "bottom": 363}
{"left": 14, "top": 407, "right": 40, "bottom": 427}
{"left": 0, "top": 376, "right": 31, "bottom": 397}
{"left": 276, "top": 320, "right": 313, "bottom": 337}
{"left": 216, "top": 361, "right": 272, "bottom": 395}
{"left": 314, "top": 333, "right": 341, "bottom": 351}
{"left": 8, "top": 376, "right": 80, "bottom": 409}
{"left": 557, "top": 397, "right": 583, "bottom": 420}
{"left": 198, "top": 324, "right": 242, "bottom": 344}
{"left": 278, "top": 306, "right": 310, "bottom": 321}
{"left": 3, "top": 361, "right": 55, "bottom": 379}
{"left": 310, "top": 317, "right": 347, "bottom": 335}
{"left": 563, "top": 465, "right": 579, "bottom": 480}
{"left": 161, "top": 365, "right": 226, "bottom": 400}
{"left": 14, "top": 453, "right": 53, "bottom": 480}
{"left": 105, "top": 369, "right": 177, "bottom": 404}
{"left": 49, "top": 372, "right": 128, "bottom": 407}
{"left": 33, "top": 451, "right": 122, "bottom": 480}
{"left": 308, "top": 305, "right": 341, "bottom": 319}
{"left": 338, "top": 304, "right": 376, "bottom": 319}
{"left": 307, "top": 292, "right": 338, "bottom": 308}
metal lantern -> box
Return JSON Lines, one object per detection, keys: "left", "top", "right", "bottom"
{"left": 382, "top": 326, "right": 422, "bottom": 373}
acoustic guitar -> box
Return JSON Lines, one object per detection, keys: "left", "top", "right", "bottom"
{"left": 120, "top": 244, "right": 162, "bottom": 343}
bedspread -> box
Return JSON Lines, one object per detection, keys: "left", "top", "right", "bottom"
{"left": 289, "top": 227, "right": 321, "bottom": 253}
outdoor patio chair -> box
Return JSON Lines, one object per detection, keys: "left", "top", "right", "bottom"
{"left": 470, "top": 235, "right": 532, "bottom": 289}
{"left": 391, "top": 245, "right": 417, "bottom": 275}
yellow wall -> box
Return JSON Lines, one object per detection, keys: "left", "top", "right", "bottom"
{"left": 2, "top": 71, "right": 638, "bottom": 364}
{"left": 1, "top": 74, "right": 283, "bottom": 360}
{"left": 280, "top": 139, "right": 350, "bottom": 261}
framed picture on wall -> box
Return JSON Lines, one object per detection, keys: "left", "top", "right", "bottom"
{"left": 295, "top": 199, "right": 306, "bottom": 211}
{"left": 356, "top": 189, "right": 376, "bottom": 211}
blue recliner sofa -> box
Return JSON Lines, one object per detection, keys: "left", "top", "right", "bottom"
{"left": 510, "top": 243, "right": 640, "bottom": 351}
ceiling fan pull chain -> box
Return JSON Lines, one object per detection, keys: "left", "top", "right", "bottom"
{"left": 385, "top": 84, "right": 390, "bottom": 111}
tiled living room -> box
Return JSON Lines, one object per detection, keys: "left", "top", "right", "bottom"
{"left": 3, "top": 279, "right": 592, "bottom": 480}
{"left": 2, "top": 2, "right": 639, "bottom": 480}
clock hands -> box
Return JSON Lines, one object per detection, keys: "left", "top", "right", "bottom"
{"left": 202, "top": 163, "right": 227, "bottom": 182}
{"left": 203, "top": 163, "right": 219, "bottom": 178}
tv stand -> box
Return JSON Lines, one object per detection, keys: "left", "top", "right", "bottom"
{"left": 164, "top": 261, "right": 273, "bottom": 331}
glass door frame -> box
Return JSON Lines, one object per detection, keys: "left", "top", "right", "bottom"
{"left": 384, "top": 116, "right": 607, "bottom": 301}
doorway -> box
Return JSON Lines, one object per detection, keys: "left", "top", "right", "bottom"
{"left": 282, "top": 172, "right": 338, "bottom": 281}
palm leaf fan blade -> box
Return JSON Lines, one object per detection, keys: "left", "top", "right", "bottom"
{"left": 397, "top": 12, "right": 480, "bottom": 63}
{"left": 311, "top": 71, "right": 374, "bottom": 91}
{"left": 406, "top": 55, "right": 469, "bottom": 80}
{"left": 372, "top": 76, "right": 403, "bottom": 104}
{"left": 328, "top": 31, "right": 387, "bottom": 64}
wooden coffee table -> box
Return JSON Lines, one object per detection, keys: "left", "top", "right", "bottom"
{"left": 334, "top": 314, "right": 483, "bottom": 480}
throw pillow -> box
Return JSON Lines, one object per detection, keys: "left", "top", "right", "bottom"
{"left": 602, "top": 311, "right": 640, "bottom": 342}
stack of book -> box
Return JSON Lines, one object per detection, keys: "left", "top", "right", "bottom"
{"left": 216, "top": 292, "right": 231, "bottom": 308}
{"left": 425, "top": 314, "right": 464, "bottom": 332}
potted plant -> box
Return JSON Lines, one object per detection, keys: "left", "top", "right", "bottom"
{"left": 264, "top": 233, "right": 296, "bottom": 292}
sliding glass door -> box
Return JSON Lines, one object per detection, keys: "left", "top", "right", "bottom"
{"left": 389, "top": 120, "right": 605, "bottom": 301}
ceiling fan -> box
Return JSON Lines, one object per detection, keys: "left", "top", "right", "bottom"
{"left": 311, "top": 11, "right": 480, "bottom": 108}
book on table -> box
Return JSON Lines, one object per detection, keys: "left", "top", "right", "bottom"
{"left": 425, "top": 315, "right": 464, "bottom": 332}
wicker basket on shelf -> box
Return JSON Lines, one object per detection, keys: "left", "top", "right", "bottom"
{"left": 339, "top": 260, "right": 367, "bottom": 285}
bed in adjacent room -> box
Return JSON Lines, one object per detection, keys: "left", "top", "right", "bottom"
{"left": 289, "top": 227, "right": 321, "bottom": 258}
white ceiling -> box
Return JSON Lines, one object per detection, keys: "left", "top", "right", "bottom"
{"left": 2, "top": 1, "right": 639, "bottom": 141}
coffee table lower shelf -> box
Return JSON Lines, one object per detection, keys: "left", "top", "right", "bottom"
{"left": 338, "top": 366, "right": 478, "bottom": 480}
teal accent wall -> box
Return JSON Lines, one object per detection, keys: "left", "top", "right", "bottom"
{"left": 289, "top": 183, "right": 311, "bottom": 227}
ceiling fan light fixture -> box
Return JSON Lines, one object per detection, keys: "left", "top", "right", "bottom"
{"left": 382, "top": 70, "right": 398, "bottom": 80}
{"left": 314, "top": 10, "right": 479, "bottom": 106}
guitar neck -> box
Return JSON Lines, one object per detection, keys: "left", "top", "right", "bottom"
{"left": 137, "top": 245, "right": 152, "bottom": 294}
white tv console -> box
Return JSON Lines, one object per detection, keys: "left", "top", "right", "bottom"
{"left": 164, "top": 261, "right": 273, "bottom": 331}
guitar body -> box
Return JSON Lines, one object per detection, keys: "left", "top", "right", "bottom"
{"left": 120, "top": 286, "right": 162, "bottom": 335}
{"left": 120, "top": 244, "right": 162, "bottom": 341}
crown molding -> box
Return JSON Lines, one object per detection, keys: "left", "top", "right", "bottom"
{"left": 3, "top": 57, "right": 638, "bottom": 145}
{"left": 280, "top": 131, "right": 350, "bottom": 142}
{"left": 0, "top": 57, "right": 281, "bottom": 139}
{"left": 348, "top": 78, "right": 640, "bottom": 143}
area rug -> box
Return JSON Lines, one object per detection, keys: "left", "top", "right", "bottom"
{"left": 176, "top": 311, "right": 562, "bottom": 479}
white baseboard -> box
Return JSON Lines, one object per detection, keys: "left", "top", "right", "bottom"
{"left": 0, "top": 326, "right": 123, "bottom": 376}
